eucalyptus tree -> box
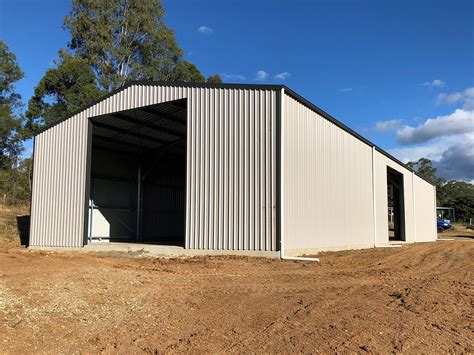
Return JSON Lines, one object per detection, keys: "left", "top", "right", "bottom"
{"left": 0, "top": 40, "right": 24, "bottom": 169}
{"left": 64, "top": 0, "right": 186, "bottom": 91}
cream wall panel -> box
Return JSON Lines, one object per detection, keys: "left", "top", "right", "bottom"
{"left": 373, "top": 150, "right": 435, "bottom": 245}
{"left": 281, "top": 93, "right": 375, "bottom": 252}
{"left": 414, "top": 175, "right": 437, "bottom": 242}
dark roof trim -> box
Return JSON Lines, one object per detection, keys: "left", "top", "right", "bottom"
{"left": 35, "top": 80, "right": 434, "bottom": 186}
{"left": 282, "top": 86, "right": 435, "bottom": 186}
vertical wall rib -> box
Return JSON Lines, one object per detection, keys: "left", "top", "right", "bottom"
{"left": 186, "top": 87, "right": 277, "bottom": 251}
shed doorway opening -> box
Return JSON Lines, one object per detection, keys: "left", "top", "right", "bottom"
{"left": 87, "top": 99, "right": 187, "bottom": 246}
{"left": 387, "top": 167, "right": 405, "bottom": 241}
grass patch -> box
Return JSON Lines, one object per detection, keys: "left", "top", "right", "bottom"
{"left": 0, "top": 204, "right": 29, "bottom": 245}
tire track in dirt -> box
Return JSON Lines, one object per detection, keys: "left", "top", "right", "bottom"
{"left": 0, "top": 240, "right": 472, "bottom": 353}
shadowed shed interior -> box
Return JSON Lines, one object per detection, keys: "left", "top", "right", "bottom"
{"left": 88, "top": 99, "right": 187, "bottom": 246}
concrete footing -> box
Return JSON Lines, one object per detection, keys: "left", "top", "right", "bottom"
{"left": 29, "top": 242, "right": 280, "bottom": 259}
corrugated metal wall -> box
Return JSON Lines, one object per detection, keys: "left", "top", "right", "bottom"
{"left": 281, "top": 93, "right": 375, "bottom": 253}
{"left": 30, "top": 84, "right": 278, "bottom": 250}
{"left": 186, "top": 88, "right": 277, "bottom": 250}
{"left": 413, "top": 174, "right": 437, "bottom": 242}
{"left": 30, "top": 115, "right": 91, "bottom": 247}
{"left": 374, "top": 151, "right": 436, "bottom": 244}
{"left": 282, "top": 92, "right": 436, "bottom": 254}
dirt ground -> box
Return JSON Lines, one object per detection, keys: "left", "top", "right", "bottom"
{"left": 0, "top": 205, "right": 473, "bottom": 354}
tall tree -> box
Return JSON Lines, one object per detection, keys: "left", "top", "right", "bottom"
{"left": 173, "top": 60, "right": 205, "bottom": 82}
{"left": 206, "top": 74, "right": 223, "bottom": 83}
{"left": 27, "top": 0, "right": 220, "bottom": 131}
{"left": 64, "top": 0, "right": 186, "bottom": 91}
{"left": 406, "top": 157, "right": 444, "bottom": 186}
{"left": 27, "top": 0, "right": 221, "bottom": 132}
{"left": 25, "top": 50, "right": 102, "bottom": 134}
{"left": 0, "top": 157, "right": 32, "bottom": 205}
{"left": 0, "top": 40, "right": 24, "bottom": 170}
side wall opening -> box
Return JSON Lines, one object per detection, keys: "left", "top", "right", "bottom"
{"left": 387, "top": 167, "right": 405, "bottom": 241}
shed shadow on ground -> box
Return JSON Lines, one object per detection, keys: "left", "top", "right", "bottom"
{"left": 16, "top": 215, "right": 30, "bottom": 246}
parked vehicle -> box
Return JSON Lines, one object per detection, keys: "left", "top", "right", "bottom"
{"left": 437, "top": 220, "right": 452, "bottom": 233}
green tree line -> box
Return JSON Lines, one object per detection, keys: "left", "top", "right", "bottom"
{"left": 407, "top": 158, "right": 474, "bottom": 222}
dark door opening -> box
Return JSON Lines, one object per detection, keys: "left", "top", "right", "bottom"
{"left": 140, "top": 152, "right": 186, "bottom": 245}
{"left": 86, "top": 99, "right": 187, "bottom": 246}
{"left": 387, "top": 167, "right": 405, "bottom": 241}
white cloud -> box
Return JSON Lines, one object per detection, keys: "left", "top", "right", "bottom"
{"left": 436, "top": 92, "right": 463, "bottom": 105}
{"left": 198, "top": 26, "right": 213, "bottom": 34}
{"left": 435, "top": 139, "right": 474, "bottom": 181}
{"left": 375, "top": 119, "right": 402, "bottom": 132}
{"left": 388, "top": 86, "right": 474, "bottom": 181}
{"left": 465, "top": 87, "right": 474, "bottom": 97}
{"left": 274, "top": 72, "right": 291, "bottom": 80}
{"left": 339, "top": 88, "right": 353, "bottom": 93}
{"left": 464, "top": 89, "right": 474, "bottom": 110}
{"left": 436, "top": 87, "right": 474, "bottom": 110}
{"left": 221, "top": 73, "right": 246, "bottom": 81}
{"left": 390, "top": 134, "right": 462, "bottom": 163}
{"left": 421, "top": 79, "right": 445, "bottom": 88}
{"left": 390, "top": 133, "right": 474, "bottom": 181}
{"left": 255, "top": 70, "right": 268, "bottom": 81}
{"left": 396, "top": 109, "right": 474, "bottom": 145}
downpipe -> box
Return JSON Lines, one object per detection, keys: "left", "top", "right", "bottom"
{"left": 280, "top": 238, "right": 320, "bottom": 263}
{"left": 281, "top": 255, "right": 321, "bottom": 262}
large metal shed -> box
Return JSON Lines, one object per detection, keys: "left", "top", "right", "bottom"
{"left": 29, "top": 81, "right": 437, "bottom": 256}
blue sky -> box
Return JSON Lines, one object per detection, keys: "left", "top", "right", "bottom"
{"left": 1, "top": 0, "right": 473, "bottom": 180}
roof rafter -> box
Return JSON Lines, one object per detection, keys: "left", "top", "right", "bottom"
{"left": 108, "top": 112, "right": 185, "bottom": 138}
{"left": 93, "top": 121, "right": 168, "bottom": 145}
